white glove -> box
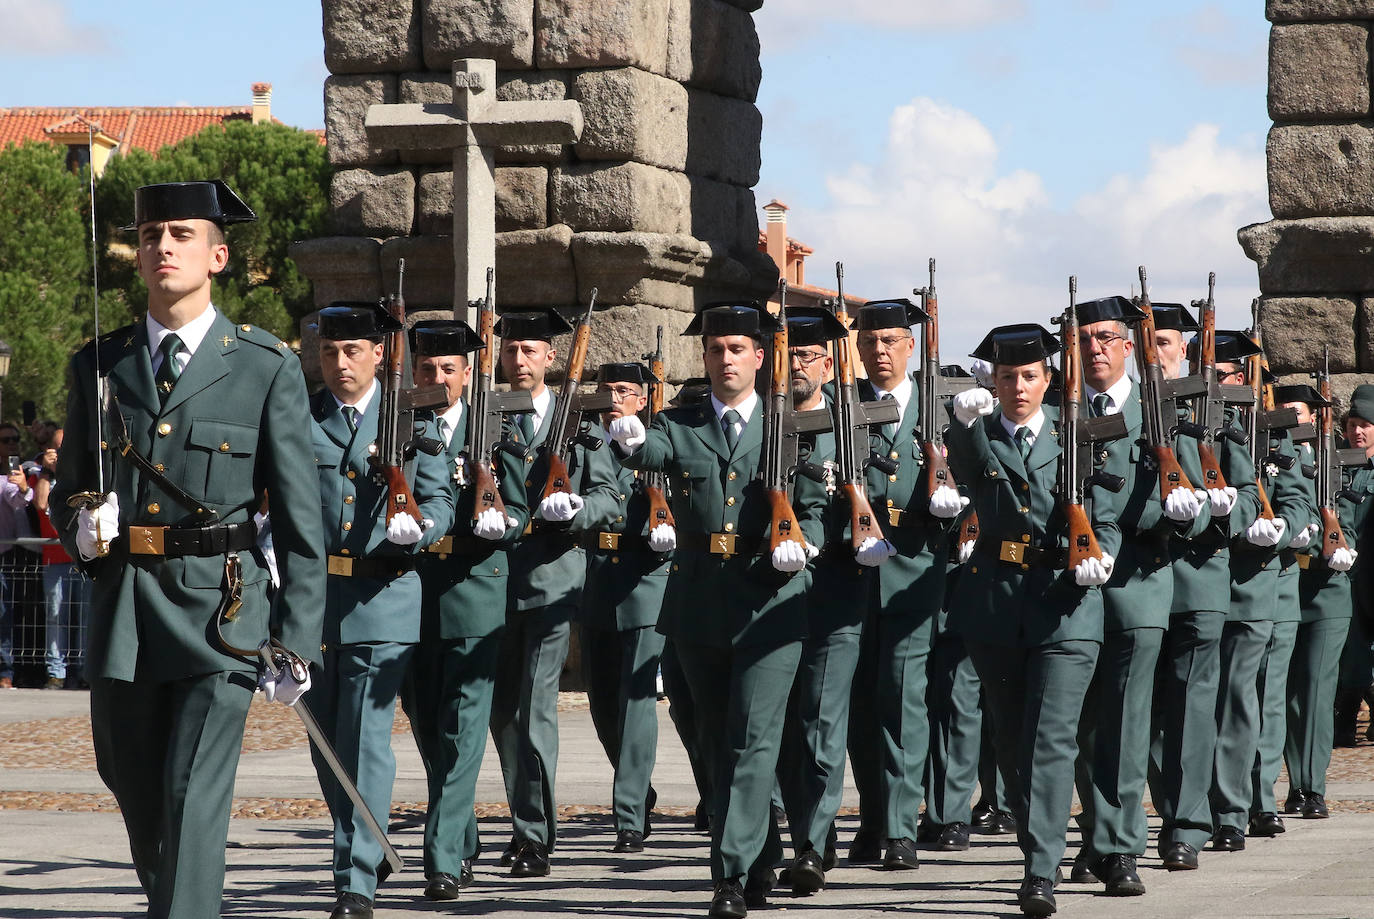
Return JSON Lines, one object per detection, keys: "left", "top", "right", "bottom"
{"left": 1163, "top": 486, "right": 1204, "bottom": 523}
{"left": 1329, "top": 546, "right": 1358, "bottom": 571}
{"left": 538, "top": 491, "right": 585, "bottom": 522}
{"left": 1207, "top": 486, "right": 1238, "bottom": 517}
{"left": 929, "top": 485, "right": 969, "bottom": 519}
{"left": 1074, "top": 552, "right": 1114, "bottom": 587}
{"left": 1245, "top": 516, "right": 1286, "bottom": 547}
{"left": 648, "top": 523, "right": 677, "bottom": 552}
{"left": 803, "top": 541, "right": 820, "bottom": 560}
{"left": 855, "top": 536, "right": 896, "bottom": 567}
{"left": 771, "top": 540, "right": 808, "bottom": 572}
{"left": 970, "top": 358, "right": 995, "bottom": 388}
{"left": 953, "top": 388, "right": 995, "bottom": 427}
{"left": 258, "top": 651, "right": 311, "bottom": 706}
{"left": 609, "top": 415, "right": 646, "bottom": 449}
{"left": 473, "top": 507, "right": 516, "bottom": 541}
{"left": 958, "top": 539, "right": 976, "bottom": 564}
{"left": 75, "top": 492, "right": 120, "bottom": 561}
{"left": 1288, "top": 522, "right": 1318, "bottom": 550}
{"left": 386, "top": 513, "right": 429, "bottom": 546}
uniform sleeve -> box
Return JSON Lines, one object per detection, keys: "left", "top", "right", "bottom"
{"left": 945, "top": 409, "right": 995, "bottom": 485}
{"left": 796, "top": 431, "right": 834, "bottom": 551}
{"left": 1273, "top": 436, "right": 1318, "bottom": 548}
{"left": 569, "top": 434, "right": 622, "bottom": 533}
{"left": 1221, "top": 415, "right": 1262, "bottom": 536}
{"left": 494, "top": 428, "right": 531, "bottom": 543}
{"left": 410, "top": 418, "right": 456, "bottom": 550}
{"left": 1169, "top": 434, "right": 1214, "bottom": 539}
{"left": 52, "top": 351, "right": 101, "bottom": 570}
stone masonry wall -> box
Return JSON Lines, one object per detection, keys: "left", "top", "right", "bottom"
{"left": 292, "top": 0, "right": 775, "bottom": 382}
{"left": 1240, "top": 1, "right": 1374, "bottom": 402}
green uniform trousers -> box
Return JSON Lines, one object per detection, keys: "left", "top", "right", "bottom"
{"left": 1285, "top": 616, "right": 1349, "bottom": 795}
{"left": 847, "top": 599, "right": 935, "bottom": 843}
{"left": 1075, "top": 626, "right": 1164, "bottom": 859}
{"left": 402, "top": 631, "right": 503, "bottom": 876}
{"left": 90, "top": 671, "right": 255, "bottom": 919}
{"left": 1251, "top": 618, "right": 1298, "bottom": 816}
{"left": 778, "top": 625, "right": 862, "bottom": 855}
{"left": 676, "top": 637, "right": 803, "bottom": 882}
{"left": 309, "top": 641, "right": 415, "bottom": 899}
{"left": 490, "top": 603, "right": 573, "bottom": 849}
{"left": 966, "top": 638, "right": 1099, "bottom": 879}
{"left": 581, "top": 622, "right": 665, "bottom": 835}
{"left": 661, "top": 637, "right": 713, "bottom": 819}
{"left": 1211, "top": 620, "right": 1275, "bottom": 831}
{"left": 924, "top": 626, "right": 987, "bottom": 826}
{"left": 1149, "top": 609, "right": 1224, "bottom": 852}
{"left": 1338, "top": 615, "right": 1374, "bottom": 691}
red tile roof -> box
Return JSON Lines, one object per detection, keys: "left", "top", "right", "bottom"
{"left": 0, "top": 106, "right": 277, "bottom": 155}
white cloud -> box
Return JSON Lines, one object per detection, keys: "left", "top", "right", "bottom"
{"left": 783, "top": 98, "right": 1269, "bottom": 358}
{"left": 0, "top": 0, "right": 107, "bottom": 55}
{"left": 757, "top": 0, "right": 1027, "bottom": 49}
{"left": 1161, "top": 4, "right": 1267, "bottom": 87}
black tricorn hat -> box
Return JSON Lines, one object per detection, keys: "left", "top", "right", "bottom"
{"left": 971, "top": 323, "right": 1061, "bottom": 366}
{"left": 597, "top": 362, "right": 652, "bottom": 384}
{"left": 123, "top": 179, "right": 256, "bottom": 231}
{"left": 316, "top": 302, "right": 403, "bottom": 341}
{"left": 1150, "top": 303, "right": 1200, "bottom": 332}
{"left": 785, "top": 306, "right": 849, "bottom": 347}
{"left": 682, "top": 302, "right": 780, "bottom": 338}
{"left": 852, "top": 298, "right": 929, "bottom": 331}
{"left": 1272, "top": 383, "right": 1326, "bottom": 406}
{"left": 410, "top": 319, "right": 482, "bottom": 357}
{"left": 495, "top": 308, "right": 575, "bottom": 342}
{"left": 1210, "top": 330, "right": 1264, "bottom": 364}
{"left": 1075, "top": 296, "right": 1146, "bottom": 325}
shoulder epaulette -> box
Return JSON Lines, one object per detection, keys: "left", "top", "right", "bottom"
{"left": 232, "top": 323, "right": 293, "bottom": 356}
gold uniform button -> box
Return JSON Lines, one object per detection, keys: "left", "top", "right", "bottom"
{"left": 241, "top": 324, "right": 252, "bottom": 332}
{"left": 683, "top": 471, "right": 691, "bottom": 479}
{"left": 1019, "top": 506, "right": 1030, "bottom": 514}
{"left": 493, "top": 567, "right": 501, "bottom": 575}
{"left": 611, "top": 556, "right": 620, "bottom": 564}
{"left": 726, "top": 496, "right": 736, "bottom": 507}
{"left": 728, "top": 471, "right": 737, "bottom": 481}
{"left": 344, "top": 496, "right": 354, "bottom": 505}
{"left": 526, "top": 456, "right": 533, "bottom": 464}
{"left": 1021, "top": 534, "right": 1031, "bottom": 543}
{"left": 219, "top": 442, "right": 230, "bottom": 453}
{"left": 887, "top": 499, "right": 894, "bottom": 507}
{"left": 889, "top": 475, "right": 897, "bottom": 482}
{"left": 340, "top": 548, "right": 351, "bottom": 555}
{"left": 1021, "top": 563, "right": 1030, "bottom": 571}
{"left": 672, "top": 563, "right": 680, "bottom": 572}
{"left": 147, "top": 502, "right": 160, "bottom": 515}
{"left": 342, "top": 522, "right": 352, "bottom": 531}
{"left": 725, "top": 522, "right": 735, "bottom": 532}
{"left": 616, "top": 515, "right": 624, "bottom": 523}
{"left": 970, "top": 566, "right": 978, "bottom": 574}
{"left": 1021, "top": 482, "right": 1029, "bottom": 491}
{"left": 525, "top": 480, "right": 532, "bottom": 487}
{"left": 347, "top": 470, "right": 357, "bottom": 479}
{"left": 154, "top": 463, "right": 166, "bottom": 474}
{"left": 989, "top": 470, "right": 999, "bottom": 478}
{"left": 157, "top": 423, "right": 172, "bottom": 436}
{"left": 890, "top": 451, "right": 899, "bottom": 460}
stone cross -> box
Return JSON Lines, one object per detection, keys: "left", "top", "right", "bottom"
{"left": 364, "top": 59, "right": 583, "bottom": 324}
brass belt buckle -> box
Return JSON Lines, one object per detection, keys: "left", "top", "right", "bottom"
{"left": 998, "top": 540, "right": 1023, "bottom": 564}
{"left": 327, "top": 555, "right": 354, "bottom": 577}
{"left": 127, "top": 525, "right": 166, "bottom": 556}
{"left": 1297, "top": 554, "right": 1311, "bottom": 570}
{"left": 888, "top": 508, "right": 904, "bottom": 528}
{"left": 598, "top": 532, "right": 620, "bottom": 550}
{"left": 709, "top": 532, "right": 737, "bottom": 556}
{"left": 427, "top": 536, "right": 454, "bottom": 557}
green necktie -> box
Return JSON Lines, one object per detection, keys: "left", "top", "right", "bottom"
{"left": 1091, "top": 392, "right": 1110, "bottom": 417}
{"left": 518, "top": 411, "right": 535, "bottom": 444}
{"left": 155, "top": 333, "right": 184, "bottom": 400}
{"left": 722, "top": 409, "right": 742, "bottom": 453}
{"left": 342, "top": 405, "right": 358, "bottom": 432}
{"left": 880, "top": 391, "right": 896, "bottom": 438}
{"left": 1014, "top": 425, "right": 1031, "bottom": 460}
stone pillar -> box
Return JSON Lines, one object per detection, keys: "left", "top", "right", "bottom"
{"left": 293, "top": 0, "right": 775, "bottom": 382}
{"left": 1239, "top": 1, "right": 1374, "bottom": 402}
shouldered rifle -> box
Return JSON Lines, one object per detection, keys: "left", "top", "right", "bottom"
{"left": 831, "top": 263, "right": 900, "bottom": 548}
{"left": 459, "top": 267, "right": 534, "bottom": 525}
{"left": 1178, "top": 273, "right": 1252, "bottom": 490}
{"left": 539, "top": 290, "right": 612, "bottom": 503}
{"left": 1316, "top": 347, "right": 1368, "bottom": 559}
{"left": 1054, "top": 277, "right": 1128, "bottom": 568}
{"left": 914, "top": 258, "right": 976, "bottom": 513}
{"left": 641, "top": 325, "right": 676, "bottom": 530}
{"left": 1132, "top": 266, "right": 1195, "bottom": 500}
{"left": 766, "top": 284, "right": 808, "bottom": 554}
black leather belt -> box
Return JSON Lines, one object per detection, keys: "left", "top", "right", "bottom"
{"left": 581, "top": 531, "right": 653, "bottom": 552}
{"left": 326, "top": 555, "right": 415, "bottom": 578}
{"left": 126, "top": 521, "right": 256, "bottom": 557}
{"left": 974, "top": 540, "right": 1066, "bottom": 569}
{"left": 677, "top": 531, "right": 766, "bottom": 558}
{"left": 422, "top": 534, "right": 490, "bottom": 558}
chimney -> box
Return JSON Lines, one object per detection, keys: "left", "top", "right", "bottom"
{"left": 251, "top": 83, "right": 272, "bottom": 124}
{"left": 763, "top": 199, "right": 790, "bottom": 283}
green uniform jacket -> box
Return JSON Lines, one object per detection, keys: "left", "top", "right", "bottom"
{"left": 1301, "top": 455, "right": 1374, "bottom": 622}
{"left": 52, "top": 313, "right": 327, "bottom": 680}
{"left": 1229, "top": 430, "right": 1311, "bottom": 623}
{"left": 416, "top": 405, "right": 529, "bottom": 640}
{"left": 804, "top": 396, "right": 873, "bottom": 635}
{"left": 946, "top": 404, "right": 1124, "bottom": 647}
{"left": 620, "top": 400, "right": 828, "bottom": 649}
{"left": 581, "top": 454, "right": 672, "bottom": 632}
{"left": 508, "top": 411, "right": 620, "bottom": 611}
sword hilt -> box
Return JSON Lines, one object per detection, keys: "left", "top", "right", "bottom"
{"left": 66, "top": 490, "right": 111, "bottom": 557}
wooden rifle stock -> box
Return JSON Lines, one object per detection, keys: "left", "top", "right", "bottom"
{"left": 1317, "top": 364, "right": 1352, "bottom": 559}
{"left": 541, "top": 454, "right": 573, "bottom": 501}
{"left": 1153, "top": 445, "right": 1192, "bottom": 501}
{"left": 1321, "top": 505, "right": 1349, "bottom": 557}
{"left": 1133, "top": 269, "right": 1194, "bottom": 501}
{"left": 767, "top": 296, "right": 804, "bottom": 554}
{"left": 1197, "top": 444, "right": 1225, "bottom": 490}
{"left": 382, "top": 464, "right": 422, "bottom": 525}
{"left": 767, "top": 486, "right": 803, "bottom": 554}
{"left": 1065, "top": 503, "right": 1103, "bottom": 570}
{"left": 381, "top": 269, "right": 422, "bottom": 526}
{"left": 644, "top": 328, "right": 676, "bottom": 529}
{"left": 470, "top": 272, "right": 508, "bottom": 525}
{"left": 919, "top": 260, "right": 955, "bottom": 503}
{"left": 958, "top": 510, "right": 979, "bottom": 547}
{"left": 540, "top": 293, "right": 597, "bottom": 501}
{"left": 842, "top": 482, "right": 882, "bottom": 546}
{"left": 1058, "top": 276, "right": 1106, "bottom": 566}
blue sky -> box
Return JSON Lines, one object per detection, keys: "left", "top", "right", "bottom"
{"left": 4, "top": 1, "right": 1274, "bottom": 356}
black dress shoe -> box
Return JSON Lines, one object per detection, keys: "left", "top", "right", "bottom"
{"left": 509, "top": 840, "right": 550, "bottom": 877}
{"left": 1283, "top": 788, "right": 1308, "bottom": 815}
{"left": 936, "top": 822, "right": 970, "bottom": 852}
{"left": 970, "top": 799, "right": 997, "bottom": 828}
{"left": 1067, "top": 849, "right": 1097, "bottom": 884}
{"left": 789, "top": 849, "right": 825, "bottom": 895}
{"left": 709, "top": 879, "right": 747, "bottom": 919}
{"left": 1302, "top": 792, "right": 1329, "bottom": 819}
{"left": 1161, "top": 841, "right": 1198, "bottom": 870}
{"left": 424, "top": 872, "right": 463, "bottom": 900}
{"left": 822, "top": 841, "right": 837, "bottom": 871}
{"left": 744, "top": 869, "right": 774, "bottom": 908}
{"left": 1018, "top": 876, "right": 1057, "bottom": 917}
{"left": 644, "top": 787, "right": 657, "bottom": 840}
{"left": 459, "top": 858, "right": 473, "bottom": 887}
{"left": 849, "top": 827, "right": 883, "bottom": 864}
{"left": 883, "top": 837, "right": 919, "bottom": 870}
{"left": 330, "top": 891, "right": 374, "bottom": 918}
{"left": 978, "top": 809, "right": 1016, "bottom": 835}
{"left": 916, "top": 815, "right": 942, "bottom": 843}
{"left": 1210, "top": 826, "right": 1245, "bottom": 851}
{"left": 613, "top": 829, "right": 644, "bottom": 853}
{"left": 1096, "top": 854, "right": 1145, "bottom": 896}
{"left": 1248, "top": 812, "right": 1285, "bottom": 837}
{"left": 499, "top": 837, "right": 520, "bottom": 867}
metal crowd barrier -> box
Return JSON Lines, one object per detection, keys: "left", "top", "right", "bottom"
{"left": 0, "top": 537, "right": 91, "bottom": 688}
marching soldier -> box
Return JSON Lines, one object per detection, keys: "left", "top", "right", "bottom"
{"left": 399, "top": 319, "right": 529, "bottom": 899}
{"left": 307, "top": 304, "right": 454, "bottom": 918}
{"left": 947, "top": 323, "right": 1123, "bottom": 917}
{"left": 580, "top": 362, "right": 675, "bottom": 853}
{"left": 1067, "top": 298, "right": 1206, "bottom": 896}
{"left": 607, "top": 303, "right": 829, "bottom": 918}
{"left": 52, "top": 180, "right": 327, "bottom": 918}
{"left": 1335, "top": 389, "right": 1374, "bottom": 747}
{"left": 492, "top": 308, "right": 620, "bottom": 876}
{"left": 846, "top": 299, "right": 966, "bottom": 869}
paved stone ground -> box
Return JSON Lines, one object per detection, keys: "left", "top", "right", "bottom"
{"left": 4, "top": 689, "right": 1374, "bottom": 918}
